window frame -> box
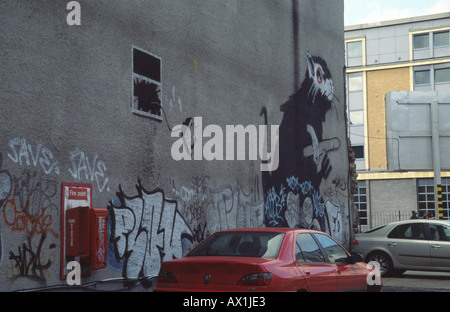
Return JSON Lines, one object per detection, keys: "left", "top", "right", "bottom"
{"left": 417, "top": 179, "right": 435, "bottom": 218}
{"left": 413, "top": 33, "right": 430, "bottom": 50}
{"left": 313, "top": 233, "right": 349, "bottom": 263}
{"left": 435, "top": 67, "right": 450, "bottom": 84}
{"left": 414, "top": 69, "right": 431, "bottom": 86}
{"left": 295, "top": 233, "right": 326, "bottom": 263}
{"left": 349, "top": 110, "right": 364, "bottom": 126}
{"left": 388, "top": 223, "right": 426, "bottom": 240}
{"left": 428, "top": 223, "right": 450, "bottom": 241}
{"left": 354, "top": 180, "right": 367, "bottom": 226}
{"left": 434, "top": 31, "right": 450, "bottom": 48}
{"left": 348, "top": 73, "right": 363, "bottom": 92}
{"left": 347, "top": 41, "right": 363, "bottom": 59}
{"left": 132, "top": 46, "right": 163, "bottom": 121}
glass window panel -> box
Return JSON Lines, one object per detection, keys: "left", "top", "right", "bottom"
{"left": 352, "top": 145, "right": 364, "bottom": 159}
{"left": 347, "top": 41, "right": 363, "bottom": 58}
{"left": 435, "top": 68, "right": 450, "bottom": 84}
{"left": 348, "top": 75, "right": 363, "bottom": 92}
{"left": 434, "top": 31, "right": 449, "bottom": 47}
{"left": 296, "top": 234, "right": 325, "bottom": 263}
{"left": 415, "top": 70, "right": 430, "bottom": 85}
{"left": 414, "top": 33, "right": 429, "bottom": 49}
{"left": 349, "top": 111, "right": 364, "bottom": 126}
{"left": 314, "top": 234, "right": 348, "bottom": 263}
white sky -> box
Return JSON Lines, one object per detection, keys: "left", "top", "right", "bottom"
{"left": 345, "top": 0, "right": 450, "bottom": 26}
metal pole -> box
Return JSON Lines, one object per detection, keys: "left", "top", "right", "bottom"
{"left": 431, "top": 100, "right": 442, "bottom": 219}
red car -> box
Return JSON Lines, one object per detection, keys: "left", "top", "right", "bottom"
{"left": 155, "top": 228, "right": 381, "bottom": 292}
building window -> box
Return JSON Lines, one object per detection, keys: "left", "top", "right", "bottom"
{"left": 414, "top": 69, "right": 430, "bottom": 86}
{"left": 348, "top": 74, "right": 363, "bottom": 92}
{"left": 352, "top": 145, "right": 364, "bottom": 159}
{"left": 434, "top": 31, "right": 450, "bottom": 48}
{"left": 417, "top": 179, "right": 435, "bottom": 218}
{"left": 347, "top": 41, "right": 362, "bottom": 58}
{"left": 132, "top": 46, "right": 162, "bottom": 120}
{"left": 414, "top": 33, "right": 429, "bottom": 50}
{"left": 435, "top": 68, "right": 450, "bottom": 84}
{"left": 349, "top": 110, "right": 364, "bottom": 126}
{"left": 418, "top": 178, "right": 450, "bottom": 220}
{"left": 354, "top": 181, "right": 367, "bottom": 226}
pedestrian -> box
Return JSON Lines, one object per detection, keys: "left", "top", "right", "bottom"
{"left": 410, "top": 210, "right": 418, "bottom": 219}
{"left": 421, "top": 212, "right": 428, "bottom": 219}
{"left": 428, "top": 212, "right": 435, "bottom": 219}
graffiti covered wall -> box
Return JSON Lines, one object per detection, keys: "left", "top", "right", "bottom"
{"left": 0, "top": 0, "right": 347, "bottom": 291}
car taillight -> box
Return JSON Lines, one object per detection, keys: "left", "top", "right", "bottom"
{"left": 157, "top": 270, "right": 178, "bottom": 283}
{"left": 353, "top": 238, "right": 359, "bottom": 245}
{"left": 238, "top": 273, "right": 273, "bottom": 286}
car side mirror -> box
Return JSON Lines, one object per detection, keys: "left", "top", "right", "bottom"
{"left": 349, "top": 252, "right": 364, "bottom": 264}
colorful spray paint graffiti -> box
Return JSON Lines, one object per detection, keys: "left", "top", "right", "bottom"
{"left": 107, "top": 181, "right": 194, "bottom": 281}
{"left": 107, "top": 177, "right": 266, "bottom": 283}
{"left": 1, "top": 150, "right": 59, "bottom": 284}
{"left": 0, "top": 137, "right": 110, "bottom": 286}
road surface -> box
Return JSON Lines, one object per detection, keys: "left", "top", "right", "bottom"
{"left": 382, "top": 271, "right": 450, "bottom": 292}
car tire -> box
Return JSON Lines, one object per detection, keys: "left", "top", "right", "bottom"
{"left": 366, "top": 251, "right": 393, "bottom": 277}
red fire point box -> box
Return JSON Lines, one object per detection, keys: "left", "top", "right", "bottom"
{"left": 65, "top": 206, "right": 90, "bottom": 257}
{"left": 90, "top": 208, "right": 108, "bottom": 269}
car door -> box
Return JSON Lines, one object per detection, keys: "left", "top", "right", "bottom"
{"left": 295, "top": 233, "right": 337, "bottom": 292}
{"left": 428, "top": 223, "right": 450, "bottom": 269}
{"left": 387, "top": 222, "right": 431, "bottom": 267}
{"left": 313, "top": 233, "right": 366, "bottom": 292}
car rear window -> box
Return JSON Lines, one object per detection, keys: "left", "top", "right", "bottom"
{"left": 187, "top": 231, "right": 286, "bottom": 258}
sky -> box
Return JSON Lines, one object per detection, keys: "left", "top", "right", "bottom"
{"left": 344, "top": 0, "right": 450, "bottom": 26}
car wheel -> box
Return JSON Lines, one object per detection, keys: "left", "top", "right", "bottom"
{"left": 367, "top": 251, "right": 393, "bottom": 277}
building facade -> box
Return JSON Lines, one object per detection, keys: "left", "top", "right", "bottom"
{"left": 0, "top": 1, "right": 350, "bottom": 291}
{"left": 345, "top": 13, "right": 450, "bottom": 230}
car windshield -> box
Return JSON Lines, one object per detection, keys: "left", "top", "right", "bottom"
{"left": 187, "top": 231, "right": 286, "bottom": 258}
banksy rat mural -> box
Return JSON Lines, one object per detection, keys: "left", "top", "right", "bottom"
{"left": 262, "top": 52, "right": 344, "bottom": 242}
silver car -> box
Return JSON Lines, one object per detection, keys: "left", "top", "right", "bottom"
{"left": 353, "top": 219, "right": 450, "bottom": 276}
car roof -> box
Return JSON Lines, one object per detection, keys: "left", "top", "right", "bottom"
{"left": 212, "top": 227, "right": 317, "bottom": 234}
{"left": 391, "top": 219, "right": 449, "bottom": 224}
{"left": 380, "top": 219, "right": 450, "bottom": 228}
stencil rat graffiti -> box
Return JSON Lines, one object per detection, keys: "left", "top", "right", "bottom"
{"left": 262, "top": 52, "right": 341, "bottom": 236}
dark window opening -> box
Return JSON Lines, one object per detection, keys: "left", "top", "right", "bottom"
{"left": 132, "top": 47, "right": 162, "bottom": 119}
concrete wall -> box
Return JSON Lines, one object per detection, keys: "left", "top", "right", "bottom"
{"left": 0, "top": 0, "right": 347, "bottom": 291}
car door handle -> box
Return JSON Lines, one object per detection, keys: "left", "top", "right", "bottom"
{"left": 388, "top": 242, "right": 397, "bottom": 247}
{"left": 304, "top": 270, "right": 310, "bottom": 275}
{"left": 431, "top": 244, "right": 441, "bottom": 249}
